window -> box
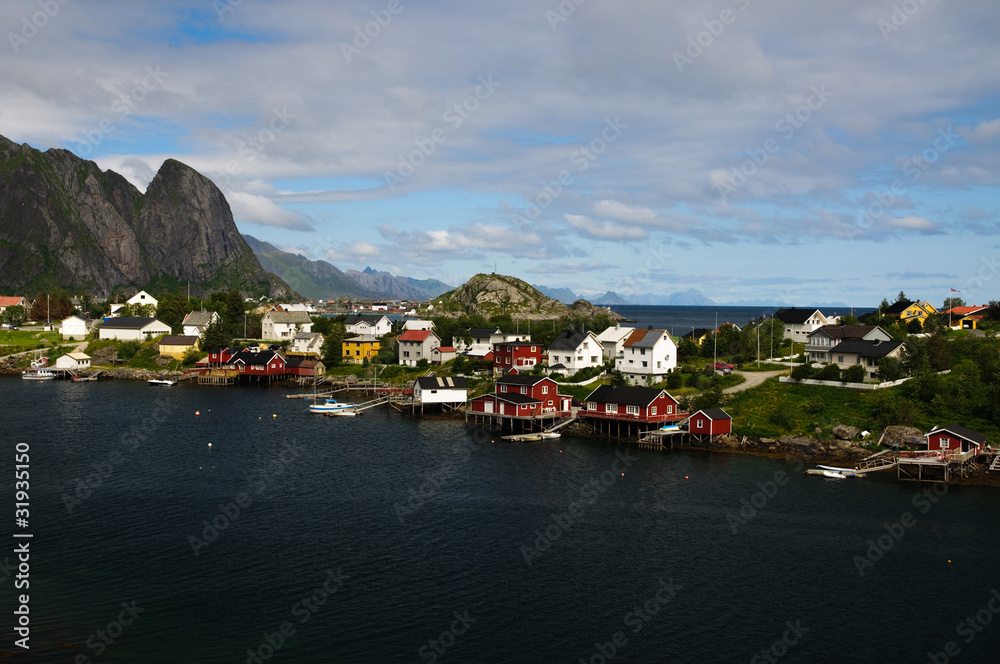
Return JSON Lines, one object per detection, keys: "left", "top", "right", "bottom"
{"left": 939, "top": 437, "right": 950, "bottom": 449}
{"left": 587, "top": 402, "right": 597, "bottom": 411}
{"left": 506, "top": 357, "right": 511, "bottom": 364}
{"left": 531, "top": 346, "right": 536, "bottom": 352}
{"left": 838, "top": 356, "right": 844, "bottom": 363}
{"left": 695, "top": 419, "right": 704, "bottom": 429}
{"left": 626, "top": 405, "right": 639, "bottom": 415}
{"left": 666, "top": 405, "right": 673, "bottom": 414}
{"left": 640, "top": 348, "right": 645, "bottom": 355}
{"left": 583, "top": 342, "right": 589, "bottom": 349}
{"left": 521, "top": 387, "right": 527, "bottom": 394}
{"left": 501, "top": 385, "right": 507, "bottom": 392}
{"left": 656, "top": 361, "right": 661, "bottom": 368}
{"left": 542, "top": 385, "right": 548, "bottom": 394}
{"left": 403, "top": 351, "right": 410, "bottom": 358}
{"left": 607, "top": 404, "right": 617, "bottom": 413}
{"left": 642, "top": 361, "right": 648, "bottom": 368}
{"left": 650, "top": 406, "right": 657, "bottom": 415}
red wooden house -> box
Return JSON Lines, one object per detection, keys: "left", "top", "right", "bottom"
{"left": 469, "top": 375, "right": 571, "bottom": 418}
{"left": 493, "top": 341, "right": 544, "bottom": 375}
{"left": 926, "top": 424, "right": 986, "bottom": 454}
{"left": 688, "top": 408, "right": 733, "bottom": 436}
{"left": 581, "top": 385, "right": 685, "bottom": 423}
{"left": 207, "top": 346, "right": 235, "bottom": 365}
{"left": 228, "top": 348, "right": 288, "bottom": 377}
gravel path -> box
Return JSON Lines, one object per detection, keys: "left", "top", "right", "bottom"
{"left": 723, "top": 369, "right": 787, "bottom": 394}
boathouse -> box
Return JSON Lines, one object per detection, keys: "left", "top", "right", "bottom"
{"left": 207, "top": 346, "right": 236, "bottom": 365}
{"left": 413, "top": 376, "right": 468, "bottom": 412}
{"left": 926, "top": 424, "right": 987, "bottom": 454}
{"left": 469, "top": 375, "right": 571, "bottom": 423}
{"left": 688, "top": 408, "right": 732, "bottom": 436}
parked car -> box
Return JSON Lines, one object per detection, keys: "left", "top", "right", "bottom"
{"left": 713, "top": 362, "right": 734, "bottom": 370}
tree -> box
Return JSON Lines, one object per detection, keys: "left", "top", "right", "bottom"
{"left": 200, "top": 317, "right": 231, "bottom": 350}
{"left": 876, "top": 356, "right": 905, "bottom": 382}
{"left": 838, "top": 312, "right": 860, "bottom": 326}
{"left": 907, "top": 319, "right": 923, "bottom": 334}
{"left": 926, "top": 332, "right": 952, "bottom": 371}
{"left": 894, "top": 291, "right": 908, "bottom": 304}
{"left": 1, "top": 305, "right": 26, "bottom": 326}
{"left": 29, "top": 290, "right": 73, "bottom": 322}
{"left": 942, "top": 295, "right": 965, "bottom": 310}
{"left": 986, "top": 300, "right": 1000, "bottom": 322}
{"left": 816, "top": 363, "right": 841, "bottom": 381}
{"left": 791, "top": 363, "right": 815, "bottom": 380}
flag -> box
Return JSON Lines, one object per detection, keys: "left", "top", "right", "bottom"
{"left": 950, "top": 288, "right": 960, "bottom": 292}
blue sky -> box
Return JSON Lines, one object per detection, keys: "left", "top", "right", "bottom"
{"left": 2, "top": 0, "right": 998, "bottom": 305}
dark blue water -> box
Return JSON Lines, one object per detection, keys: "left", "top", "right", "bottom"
{"left": 2, "top": 378, "right": 999, "bottom": 663}
{"left": 608, "top": 305, "right": 875, "bottom": 336}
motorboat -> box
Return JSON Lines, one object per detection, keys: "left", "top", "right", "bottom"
{"left": 309, "top": 398, "right": 355, "bottom": 415}
{"left": 22, "top": 369, "right": 55, "bottom": 380}
{"left": 148, "top": 378, "right": 176, "bottom": 386}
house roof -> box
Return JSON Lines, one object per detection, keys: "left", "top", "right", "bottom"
{"left": 468, "top": 327, "right": 500, "bottom": 338}
{"left": 624, "top": 328, "right": 670, "bottom": 349}
{"left": 264, "top": 311, "right": 312, "bottom": 324}
{"left": 293, "top": 331, "right": 322, "bottom": 340}
{"left": 496, "top": 374, "right": 552, "bottom": 387}
{"left": 773, "top": 308, "right": 822, "bottom": 324}
{"left": 62, "top": 314, "right": 93, "bottom": 323}
{"left": 596, "top": 325, "right": 635, "bottom": 343}
{"left": 694, "top": 408, "right": 731, "bottom": 421}
{"left": 490, "top": 392, "right": 541, "bottom": 405}
{"left": 434, "top": 346, "right": 457, "bottom": 352}
{"left": 548, "top": 363, "right": 567, "bottom": 371}
{"left": 399, "top": 329, "right": 436, "bottom": 342}
{"left": 344, "top": 314, "right": 388, "bottom": 326}
{"left": 344, "top": 335, "right": 378, "bottom": 343}
{"left": 809, "top": 325, "right": 880, "bottom": 341}
{"left": 882, "top": 300, "right": 913, "bottom": 315}
{"left": 830, "top": 339, "right": 904, "bottom": 358}
{"left": 286, "top": 357, "right": 323, "bottom": 368}
{"left": 182, "top": 310, "right": 217, "bottom": 327}
{"left": 946, "top": 306, "right": 987, "bottom": 316}
{"left": 160, "top": 335, "right": 199, "bottom": 346}
{"left": 495, "top": 341, "right": 538, "bottom": 348}
{"left": 100, "top": 316, "right": 167, "bottom": 330}
{"left": 584, "top": 385, "right": 674, "bottom": 407}
{"left": 416, "top": 376, "right": 468, "bottom": 389}
{"left": 548, "top": 330, "right": 594, "bottom": 350}
{"left": 0, "top": 296, "right": 26, "bottom": 307}
{"left": 928, "top": 424, "right": 987, "bottom": 445}
{"left": 682, "top": 328, "right": 711, "bottom": 339}
{"left": 231, "top": 348, "right": 285, "bottom": 364}
{"left": 66, "top": 352, "right": 91, "bottom": 360}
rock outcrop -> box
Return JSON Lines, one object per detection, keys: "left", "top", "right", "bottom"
{"left": 0, "top": 134, "right": 295, "bottom": 298}
{"left": 433, "top": 273, "right": 624, "bottom": 320}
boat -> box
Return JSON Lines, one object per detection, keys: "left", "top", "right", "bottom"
{"left": 502, "top": 433, "right": 544, "bottom": 442}
{"left": 325, "top": 409, "right": 358, "bottom": 417}
{"left": 538, "top": 432, "right": 562, "bottom": 439}
{"left": 814, "top": 465, "right": 866, "bottom": 479}
{"left": 71, "top": 375, "right": 98, "bottom": 382}
{"left": 22, "top": 369, "right": 55, "bottom": 380}
{"left": 148, "top": 378, "right": 176, "bottom": 386}
{"left": 822, "top": 470, "right": 848, "bottom": 479}
{"left": 309, "top": 398, "right": 355, "bottom": 415}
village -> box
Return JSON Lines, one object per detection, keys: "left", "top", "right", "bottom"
{"left": 1, "top": 288, "right": 998, "bottom": 486}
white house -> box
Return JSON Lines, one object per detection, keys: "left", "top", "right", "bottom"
{"left": 344, "top": 314, "right": 392, "bottom": 338}
{"left": 805, "top": 325, "right": 892, "bottom": 364}
{"left": 276, "top": 303, "right": 316, "bottom": 313}
{"left": 261, "top": 310, "right": 313, "bottom": 340}
{"left": 398, "top": 329, "right": 441, "bottom": 366}
{"left": 181, "top": 310, "right": 220, "bottom": 337}
{"left": 403, "top": 319, "right": 435, "bottom": 331}
{"left": 773, "top": 308, "right": 832, "bottom": 342}
{"left": 615, "top": 327, "right": 677, "bottom": 385}
{"left": 127, "top": 290, "right": 158, "bottom": 313}
{"left": 288, "top": 332, "right": 324, "bottom": 357}
{"left": 54, "top": 352, "right": 91, "bottom": 370}
{"left": 98, "top": 317, "right": 172, "bottom": 341}
{"left": 413, "top": 376, "right": 468, "bottom": 406}
{"left": 453, "top": 328, "right": 531, "bottom": 356}
{"left": 60, "top": 315, "right": 96, "bottom": 340}
{"left": 596, "top": 325, "right": 636, "bottom": 362}
{"left": 546, "top": 330, "right": 604, "bottom": 374}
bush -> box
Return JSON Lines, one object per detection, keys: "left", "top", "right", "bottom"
{"left": 117, "top": 340, "right": 142, "bottom": 362}
{"left": 666, "top": 371, "right": 683, "bottom": 389}
{"left": 842, "top": 365, "right": 866, "bottom": 383}
{"left": 181, "top": 348, "right": 201, "bottom": 365}
{"left": 791, "top": 363, "right": 814, "bottom": 380}
{"left": 815, "top": 364, "right": 841, "bottom": 381}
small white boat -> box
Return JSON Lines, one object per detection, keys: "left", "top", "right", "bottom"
{"left": 822, "top": 470, "right": 848, "bottom": 479}
{"left": 325, "top": 410, "right": 358, "bottom": 417}
{"left": 22, "top": 369, "right": 55, "bottom": 380}
{"left": 502, "top": 433, "right": 543, "bottom": 442}
{"left": 309, "top": 398, "right": 355, "bottom": 415}
{"left": 148, "top": 378, "right": 176, "bottom": 386}
{"left": 815, "top": 465, "right": 866, "bottom": 479}
{"left": 538, "top": 432, "right": 562, "bottom": 439}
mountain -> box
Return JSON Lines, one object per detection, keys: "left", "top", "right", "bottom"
{"left": 592, "top": 291, "right": 630, "bottom": 305}
{"left": 0, "top": 134, "right": 294, "bottom": 298}
{"left": 243, "top": 235, "right": 377, "bottom": 299}
{"left": 433, "top": 273, "right": 622, "bottom": 320}
{"left": 534, "top": 284, "right": 578, "bottom": 304}
{"left": 666, "top": 288, "right": 716, "bottom": 306}
{"left": 344, "top": 266, "right": 453, "bottom": 300}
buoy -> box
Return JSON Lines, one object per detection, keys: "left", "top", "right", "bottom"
{"left": 685, "top": 475, "right": 689, "bottom": 479}
{"left": 208, "top": 443, "right": 212, "bottom": 448}
{"left": 195, "top": 411, "right": 200, "bottom": 416}
{"left": 273, "top": 414, "right": 277, "bottom": 418}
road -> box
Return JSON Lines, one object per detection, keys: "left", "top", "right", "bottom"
{"left": 724, "top": 369, "right": 787, "bottom": 394}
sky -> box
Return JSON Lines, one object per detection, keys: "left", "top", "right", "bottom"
{"left": 1, "top": 0, "right": 998, "bottom": 306}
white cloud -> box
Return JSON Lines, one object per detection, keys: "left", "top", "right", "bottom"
{"left": 888, "top": 216, "right": 937, "bottom": 231}
{"left": 226, "top": 192, "right": 313, "bottom": 231}
{"left": 565, "top": 214, "right": 647, "bottom": 240}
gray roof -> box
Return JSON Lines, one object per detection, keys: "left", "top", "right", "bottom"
{"left": 628, "top": 329, "right": 669, "bottom": 349}
{"left": 809, "top": 325, "right": 879, "bottom": 340}
{"left": 160, "top": 335, "right": 199, "bottom": 346}
{"left": 265, "top": 311, "right": 312, "bottom": 324}
{"left": 929, "top": 424, "right": 987, "bottom": 445}
{"left": 695, "top": 408, "right": 731, "bottom": 421}
{"left": 830, "top": 339, "right": 903, "bottom": 358}
{"left": 497, "top": 375, "right": 552, "bottom": 387}
{"left": 293, "top": 331, "right": 322, "bottom": 340}
{"left": 548, "top": 330, "right": 589, "bottom": 350}
{"left": 100, "top": 317, "right": 166, "bottom": 330}
{"left": 344, "top": 314, "right": 388, "bottom": 326}
{"left": 468, "top": 327, "right": 500, "bottom": 338}
{"left": 584, "top": 385, "right": 672, "bottom": 407}
{"left": 182, "top": 311, "right": 217, "bottom": 327}
{"left": 416, "top": 376, "right": 468, "bottom": 389}
{"left": 774, "top": 308, "right": 822, "bottom": 324}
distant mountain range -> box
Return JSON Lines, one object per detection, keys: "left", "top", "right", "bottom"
{"left": 244, "top": 235, "right": 453, "bottom": 301}
{"left": 534, "top": 285, "right": 716, "bottom": 306}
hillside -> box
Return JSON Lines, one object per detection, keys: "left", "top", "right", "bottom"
{"left": 0, "top": 134, "right": 294, "bottom": 298}
{"left": 344, "top": 266, "right": 452, "bottom": 300}
{"left": 433, "top": 273, "right": 621, "bottom": 320}
{"left": 243, "top": 235, "right": 377, "bottom": 299}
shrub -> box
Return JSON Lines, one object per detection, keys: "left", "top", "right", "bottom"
{"left": 666, "top": 371, "right": 683, "bottom": 389}
{"left": 117, "top": 340, "right": 142, "bottom": 362}
{"left": 791, "top": 363, "right": 814, "bottom": 380}
{"left": 815, "top": 364, "right": 841, "bottom": 381}
{"left": 842, "top": 365, "right": 866, "bottom": 383}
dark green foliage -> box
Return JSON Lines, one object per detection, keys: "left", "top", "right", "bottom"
{"left": 842, "top": 365, "right": 866, "bottom": 383}
{"left": 117, "top": 340, "right": 142, "bottom": 361}
{"left": 416, "top": 358, "right": 430, "bottom": 370}
{"left": 876, "top": 356, "right": 905, "bottom": 382}
{"left": 666, "top": 371, "right": 683, "bottom": 389}
{"left": 815, "top": 364, "right": 841, "bottom": 381}
{"left": 791, "top": 363, "right": 814, "bottom": 380}
{"left": 200, "top": 317, "right": 231, "bottom": 350}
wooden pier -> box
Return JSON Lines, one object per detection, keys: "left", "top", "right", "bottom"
{"left": 896, "top": 449, "right": 978, "bottom": 483}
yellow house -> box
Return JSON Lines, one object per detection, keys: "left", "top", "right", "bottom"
{"left": 899, "top": 301, "right": 937, "bottom": 327}
{"left": 342, "top": 335, "right": 380, "bottom": 364}
{"left": 158, "top": 335, "right": 200, "bottom": 360}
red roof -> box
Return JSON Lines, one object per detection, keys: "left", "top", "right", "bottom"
{"left": 0, "top": 296, "right": 26, "bottom": 307}
{"left": 399, "top": 330, "right": 433, "bottom": 342}
{"left": 435, "top": 346, "right": 456, "bottom": 352}
{"left": 947, "top": 306, "right": 986, "bottom": 316}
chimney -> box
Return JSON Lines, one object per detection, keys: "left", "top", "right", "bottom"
{"left": 648, "top": 325, "right": 652, "bottom": 330}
